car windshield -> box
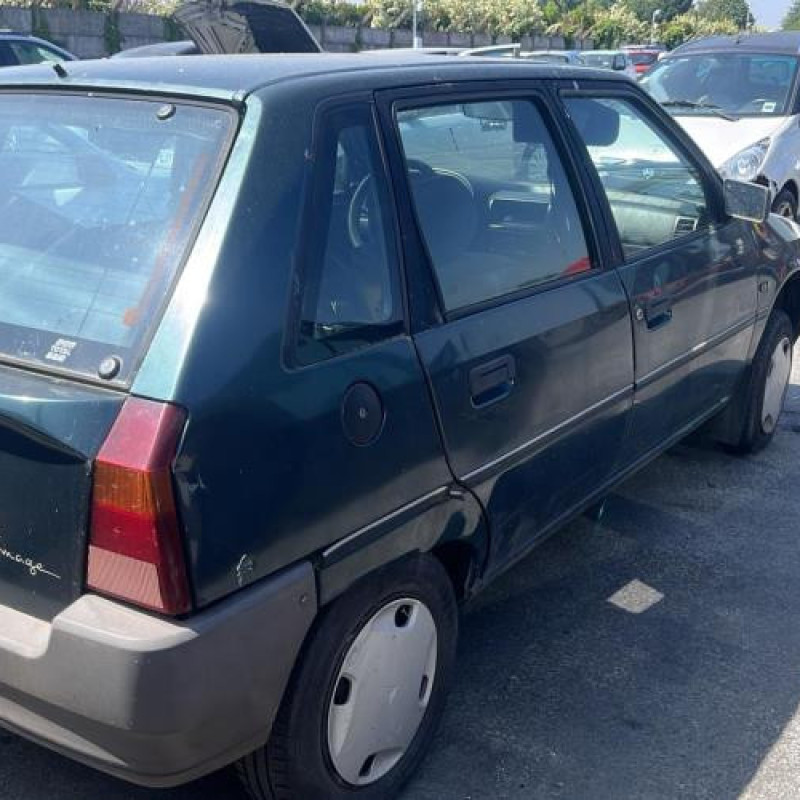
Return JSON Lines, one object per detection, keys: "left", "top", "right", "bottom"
{"left": 641, "top": 53, "right": 799, "bottom": 116}
{"left": 0, "top": 93, "right": 233, "bottom": 382}
{"left": 583, "top": 53, "right": 616, "bottom": 69}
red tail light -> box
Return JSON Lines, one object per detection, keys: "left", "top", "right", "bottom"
{"left": 87, "top": 398, "right": 191, "bottom": 615}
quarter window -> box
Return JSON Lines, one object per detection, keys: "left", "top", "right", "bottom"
{"left": 294, "top": 108, "right": 401, "bottom": 366}
{"left": 565, "top": 96, "right": 712, "bottom": 259}
{"left": 397, "top": 100, "right": 592, "bottom": 313}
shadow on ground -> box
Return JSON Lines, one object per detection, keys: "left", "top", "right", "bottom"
{"left": 4, "top": 373, "right": 800, "bottom": 800}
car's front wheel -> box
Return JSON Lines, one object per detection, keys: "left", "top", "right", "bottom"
{"left": 237, "top": 555, "right": 458, "bottom": 800}
{"left": 730, "top": 309, "right": 793, "bottom": 454}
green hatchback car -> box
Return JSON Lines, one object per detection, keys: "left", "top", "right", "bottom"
{"left": 0, "top": 53, "right": 796, "bottom": 800}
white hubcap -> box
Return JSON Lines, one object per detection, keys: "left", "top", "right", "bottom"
{"left": 327, "top": 598, "right": 438, "bottom": 786}
{"left": 762, "top": 336, "right": 792, "bottom": 434}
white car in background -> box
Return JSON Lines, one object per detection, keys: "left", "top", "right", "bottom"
{"left": 581, "top": 50, "right": 639, "bottom": 80}
{"left": 641, "top": 32, "right": 800, "bottom": 219}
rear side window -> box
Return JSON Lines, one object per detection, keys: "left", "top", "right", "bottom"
{"left": 396, "top": 100, "right": 591, "bottom": 313}
{"left": 293, "top": 106, "right": 402, "bottom": 366}
{"left": 0, "top": 93, "right": 232, "bottom": 381}
{"left": 8, "top": 42, "right": 65, "bottom": 64}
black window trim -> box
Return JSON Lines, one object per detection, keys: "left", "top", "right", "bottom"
{"left": 0, "top": 42, "right": 13, "bottom": 68}
{"left": 557, "top": 82, "right": 730, "bottom": 269}
{"left": 377, "top": 82, "right": 607, "bottom": 324}
{"left": 284, "top": 95, "right": 408, "bottom": 371}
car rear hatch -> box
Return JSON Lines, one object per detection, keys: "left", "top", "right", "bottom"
{"left": 0, "top": 369, "right": 122, "bottom": 620}
{"left": 0, "top": 91, "right": 235, "bottom": 619}
{"left": 173, "top": 0, "right": 321, "bottom": 54}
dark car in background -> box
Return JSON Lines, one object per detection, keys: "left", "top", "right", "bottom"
{"left": 0, "top": 31, "right": 74, "bottom": 66}
{"left": 0, "top": 52, "right": 797, "bottom": 800}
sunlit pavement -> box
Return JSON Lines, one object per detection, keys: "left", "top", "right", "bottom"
{"left": 3, "top": 350, "right": 800, "bottom": 800}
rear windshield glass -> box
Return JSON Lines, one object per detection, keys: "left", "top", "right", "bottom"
{"left": 629, "top": 52, "right": 657, "bottom": 66}
{"left": 0, "top": 93, "right": 233, "bottom": 382}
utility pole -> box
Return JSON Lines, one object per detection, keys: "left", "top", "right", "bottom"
{"left": 412, "top": 0, "right": 423, "bottom": 49}
{"left": 651, "top": 8, "right": 662, "bottom": 44}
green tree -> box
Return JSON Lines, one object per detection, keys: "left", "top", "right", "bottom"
{"left": 784, "top": 0, "right": 800, "bottom": 29}
{"left": 696, "top": 0, "right": 752, "bottom": 29}
{"left": 588, "top": 0, "right": 648, "bottom": 46}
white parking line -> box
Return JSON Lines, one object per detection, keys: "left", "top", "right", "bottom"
{"left": 607, "top": 579, "right": 664, "bottom": 614}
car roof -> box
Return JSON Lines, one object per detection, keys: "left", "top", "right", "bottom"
{"left": 0, "top": 31, "right": 50, "bottom": 42}
{"left": 672, "top": 32, "right": 800, "bottom": 56}
{"left": 0, "top": 31, "right": 75, "bottom": 58}
{"left": 0, "top": 52, "right": 624, "bottom": 101}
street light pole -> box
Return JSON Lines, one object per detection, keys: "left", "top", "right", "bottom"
{"left": 413, "top": 0, "right": 423, "bottom": 49}
{"left": 651, "top": 8, "right": 662, "bottom": 45}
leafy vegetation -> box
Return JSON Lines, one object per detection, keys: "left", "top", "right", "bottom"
{"left": 783, "top": 0, "right": 800, "bottom": 30}
{"left": 3, "top": 0, "right": 751, "bottom": 50}
{"left": 695, "top": 0, "right": 753, "bottom": 29}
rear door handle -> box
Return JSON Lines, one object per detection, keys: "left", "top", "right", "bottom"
{"left": 644, "top": 295, "right": 673, "bottom": 330}
{"left": 469, "top": 355, "right": 516, "bottom": 408}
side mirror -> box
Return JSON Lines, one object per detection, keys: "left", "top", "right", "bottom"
{"left": 724, "top": 179, "right": 770, "bottom": 223}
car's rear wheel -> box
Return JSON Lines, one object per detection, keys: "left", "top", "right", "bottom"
{"left": 730, "top": 309, "right": 793, "bottom": 454}
{"left": 237, "top": 555, "right": 458, "bottom": 800}
{"left": 772, "top": 188, "right": 797, "bottom": 221}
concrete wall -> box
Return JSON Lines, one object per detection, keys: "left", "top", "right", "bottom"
{"left": 0, "top": 5, "right": 169, "bottom": 58}
{"left": 0, "top": 5, "right": 592, "bottom": 58}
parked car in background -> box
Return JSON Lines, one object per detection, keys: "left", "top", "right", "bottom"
{"left": 641, "top": 33, "right": 800, "bottom": 219}
{"left": 459, "top": 43, "right": 520, "bottom": 58}
{"left": 522, "top": 49, "right": 586, "bottom": 65}
{"left": 363, "top": 47, "right": 466, "bottom": 57}
{"left": 0, "top": 31, "right": 74, "bottom": 66}
{"left": 582, "top": 49, "right": 638, "bottom": 79}
{"left": 623, "top": 47, "right": 661, "bottom": 77}
{"left": 0, "top": 52, "right": 797, "bottom": 800}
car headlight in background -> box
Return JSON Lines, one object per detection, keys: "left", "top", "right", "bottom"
{"left": 720, "top": 139, "right": 771, "bottom": 182}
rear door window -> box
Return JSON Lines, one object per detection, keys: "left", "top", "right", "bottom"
{"left": 0, "top": 93, "right": 233, "bottom": 382}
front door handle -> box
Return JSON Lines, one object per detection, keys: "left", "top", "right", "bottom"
{"left": 469, "top": 354, "right": 516, "bottom": 408}
{"left": 644, "top": 295, "right": 673, "bottom": 330}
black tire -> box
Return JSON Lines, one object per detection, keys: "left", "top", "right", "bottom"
{"left": 772, "top": 188, "right": 797, "bottom": 221}
{"left": 730, "top": 309, "right": 793, "bottom": 454}
{"left": 237, "top": 555, "right": 458, "bottom": 800}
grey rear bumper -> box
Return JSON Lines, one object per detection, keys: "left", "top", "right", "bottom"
{"left": 0, "top": 562, "right": 316, "bottom": 787}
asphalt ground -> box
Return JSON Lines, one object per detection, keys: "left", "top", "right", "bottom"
{"left": 3, "top": 353, "right": 800, "bottom": 800}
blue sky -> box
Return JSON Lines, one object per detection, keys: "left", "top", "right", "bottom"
{"left": 748, "top": 0, "right": 791, "bottom": 28}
